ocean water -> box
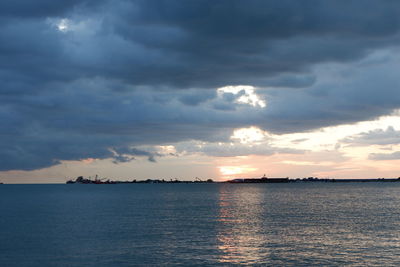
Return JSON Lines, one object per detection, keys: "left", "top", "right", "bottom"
{"left": 1, "top": 183, "right": 400, "bottom": 266}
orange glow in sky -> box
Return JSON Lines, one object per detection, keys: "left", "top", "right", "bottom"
{"left": 218, "top": 165, "right": 258, "bottom": 178}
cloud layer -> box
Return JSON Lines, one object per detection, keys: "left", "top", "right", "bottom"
{"left": 2, "top": 0, "right": 400, "bottom": 170}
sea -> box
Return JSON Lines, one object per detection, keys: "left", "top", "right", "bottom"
{"left": 1, "top": 183, "right": 400, "bottom": 266}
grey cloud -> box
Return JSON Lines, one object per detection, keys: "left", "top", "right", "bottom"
{"left": 263, "top": 74, "right": 316, "bottom": 89}
{"left": 106, "top": 0, "right": 400, "bottom": 87}
{"left": 178, "top": 89, "right": 216, "bottom": 106}
{"left": 3, "top": 0, "right": 400, "bottom": 92}
{"left": 369, "top": 151, "right": 400, "bottom": 161}
{"left": 175, "top": 141, "right": 305, "bottom": 158}
{"left": 0, "top": 78, "right": 258, "bottom": 170}
{"left": 259, "top": 52, "right": 400, "bottom": 133}
{"left": 113, "top": 147, "right": 158, "bottom": 163}
{"left": 2, "top": 1, "right": 400, "bottom": 171}
{"left": 130, "top": 0, "right": 400, "bottom": 39}
{"left": 342, "top": 127, "right": 400, "bottom": 146}
{"left": 0, "top": 1, "right": 86, "bottom": 17}
{"left": 291, "top": 138, "right": 309, "bottom": 144}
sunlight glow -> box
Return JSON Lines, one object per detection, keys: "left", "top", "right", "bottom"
{"left": 219, "top": 165, "right": 258, "bottom": 177}
{"left": 217, "top": 85, "right": 266, "bottom": 108}
{"left": 273, "top": 112, "right": 400, "bottom": 152}
{"left": 81, "top": 158, "right": 95, "bottom": 164}
{"left": 57, "top": 18, "right": 69, "bottom": 32}
{"left": 155, "top": 145, "right": 176, "bottom": 155}
{"left": 48, "top": 17, "right": 100, "bottom": 35}
{"left": 231, "top": 127, "right": 266, "bottom": 144}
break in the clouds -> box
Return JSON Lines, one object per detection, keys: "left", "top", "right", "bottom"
{"left": 2, "top": 0, "right": 400, "bottom": 172}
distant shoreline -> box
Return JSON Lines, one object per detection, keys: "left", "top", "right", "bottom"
{"left": 1, "top": 179, "right": 400, "bottom": 185}
{"left": 226, "top": 177, "right": 400, "bottom": 183}
{"left": 2, "top": 177, "right": 400, "bottom": 185}
{"left": 60, "top": 176, "right": 400, "bottom": 184}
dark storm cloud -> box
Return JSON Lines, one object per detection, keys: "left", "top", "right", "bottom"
{"left": 0, "top": 1, "right": 82, "bottom": 17}
{"left": 4, "top": 0, "right": 400, "bottom": 90}
{"left": 0, "top": 78, "right": 252, "bottom": 170}
{"left": 178, "top": 89, "right": 216, "bottom": 106}
{"left": 2, "top": 0, "right": 400, "bottom": 170}
{"left": 98, "top": 1, "right": 399, "bottom": 89}
{"left": 259, "top": 51, "right": 400, "bottom": 133}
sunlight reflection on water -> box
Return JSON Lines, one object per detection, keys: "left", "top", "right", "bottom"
{"left": 217, "top": 185, "right": 266, "bottom": 264}
{"left": 2, "top": 183, "right": 400, "bottom": 266}
{"left": 215, "top": 183, "right": 400, "bottom": 265}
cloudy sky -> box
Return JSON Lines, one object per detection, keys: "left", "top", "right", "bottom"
{"left": 2, "top": 0, "right": 400, "bottom": 183}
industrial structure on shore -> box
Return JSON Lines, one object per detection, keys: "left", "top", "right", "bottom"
{"left": 66, "top": 175, "right": 400, "bottom": 184}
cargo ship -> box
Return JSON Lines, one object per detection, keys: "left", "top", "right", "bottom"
{"left": 227, "top": 176, "right": 289, "bottom": 183}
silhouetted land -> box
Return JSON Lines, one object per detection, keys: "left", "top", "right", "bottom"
{"left": 66, "top": 175, "right": 400, "bottom": 184}
{"left": 227, "top": 177, "right": 400, "bottom": 183}
{"left": 66, "top": 176, "right": 214, "bottom": 184}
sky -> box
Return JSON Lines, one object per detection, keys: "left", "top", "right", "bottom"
{"left": 2, "top": 0, "right": 400, "bottom": 183}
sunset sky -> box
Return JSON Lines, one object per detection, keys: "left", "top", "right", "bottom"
{"left": 2, "top": 0, "right": 400, "bottom": 183}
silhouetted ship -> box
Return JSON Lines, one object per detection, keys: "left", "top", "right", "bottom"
{"left": 228, "top": 176, "right": 400, "bottom": 183}
{"left": 228, "top": 176, "right": 289, "bottom": 183}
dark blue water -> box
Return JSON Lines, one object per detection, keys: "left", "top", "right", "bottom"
{"left": 1, "top": 183, "right": 400, "bottom": 266}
